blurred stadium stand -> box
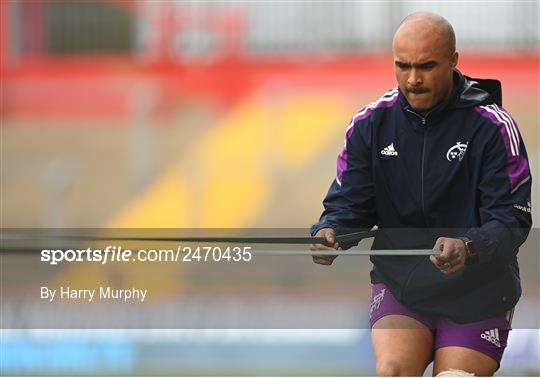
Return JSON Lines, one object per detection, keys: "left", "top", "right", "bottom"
{"left": 3, "top": 1, "right": 538, "bottom": 58}
{"left": 1, "top": 1, "right": 539, "bottom": 376}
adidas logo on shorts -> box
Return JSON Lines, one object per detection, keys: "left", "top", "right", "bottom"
{"left": 480, "top": 328, "right": 501, "bottom": 348}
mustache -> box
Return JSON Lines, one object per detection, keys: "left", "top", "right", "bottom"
{"left": 408, "top": 87, "right": 430, "bottom": 94}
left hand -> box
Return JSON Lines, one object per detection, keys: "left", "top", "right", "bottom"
{"left": 430, "top": 237, "right": 468, "bottom": 276}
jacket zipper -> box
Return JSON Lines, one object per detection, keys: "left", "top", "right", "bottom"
{"left": 421, "top": 131, "right": 427, "bottom": 218}
{"left": 405, "top": 107, "right": 432, "bottom": 124}
{"left": 400, "top": 108, "right": 433, "bottom": 303}
{"left": 405, "top": 108, "right": 432, "bottom": 224}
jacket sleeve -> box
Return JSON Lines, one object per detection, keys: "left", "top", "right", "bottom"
{"left": 465, "top": 116, "right": 532, "bottom": 264}
{"left": 310, "top": 118, "right": 377, "bottom": 239}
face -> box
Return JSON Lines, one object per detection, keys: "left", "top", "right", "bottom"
{"left": 393, "top": 30, "right": 458, "bottom": 113}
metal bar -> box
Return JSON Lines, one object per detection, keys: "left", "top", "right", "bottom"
{"left": 0, "top": 245, "right": 440, "bottom": 256}
{"left": 254, "top": 249, "right": 440, "bottom": 256}
{"left": 0, "top": 230, "right": 377, "bottom": 246}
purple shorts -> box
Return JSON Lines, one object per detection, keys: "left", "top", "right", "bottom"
{"left": 370, "top": 283, "right": 513, "bottom": 363}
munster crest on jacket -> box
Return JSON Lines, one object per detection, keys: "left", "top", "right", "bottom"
{"left": 446, "top": 141, "right": 468, "bottom": 162}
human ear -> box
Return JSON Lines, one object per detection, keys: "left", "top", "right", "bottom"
{"left": 450, "top": 51, "right": 459, "bottom": 68}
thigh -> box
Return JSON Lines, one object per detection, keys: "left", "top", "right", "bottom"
{"left": 372, "top": 315, "right": 434, "bottom": 376}
{"left": 433, "top": 313, "right": 512, "bottom": 376}
{"left": 370, "top": 283, "right": 435, "bottom": 376}
{"left": 433, "top": 347, "right": 497, "bottom": 376}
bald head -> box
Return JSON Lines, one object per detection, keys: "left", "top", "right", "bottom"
{"left": 393, "top": 12, "right": 456, "bottom": 58}
{"left": 391, "top": 12, "right": 459, "bottom": 113}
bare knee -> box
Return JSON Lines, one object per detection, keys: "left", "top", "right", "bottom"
{"left": 376, "top": 359, "right": 422, "bottom": 376}
{"left": 376, "top": 359, "right": 402, "bottom": 376}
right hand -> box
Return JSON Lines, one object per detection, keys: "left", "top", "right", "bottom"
{"left": 310, "top": 228, "right": 341, "bottom": 265}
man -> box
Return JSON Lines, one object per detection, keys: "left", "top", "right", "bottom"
{"left": 310, "top": 12, "right": 532, "bottom": 376}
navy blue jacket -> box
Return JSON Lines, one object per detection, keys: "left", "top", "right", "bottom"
{"left": 311, "top": 70, "right": 532, "bottom": 323}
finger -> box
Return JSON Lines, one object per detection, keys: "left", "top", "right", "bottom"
{"left": 432, "top": 254, "right": 446, "bottom": 268}
{"left": 442, "top": 262, "right": 464, "bottom": 276}
{"left": 433, "top": 238, "right": 448, "bottom": 264}
{"left": 310, "top": 244, "right": 337, "bottom": 251}
{"left": 437, "top": 240, "right": 455, "bottom": 263}
{"left": 312, "top": 255, "right": 335, "bottom": 265}
{"left": 433, "top": 237, "right": 445, "bottom": 251}
{"left": 441, "top": 253, "right": 468, "bottom": 275}
{"left": 325, "top": 232, "right": 335, "bottom": 245}
{"left": 312, "top": 256, "right": 329, "bottom": 264}
{"left": 317, "top": 228, "right": 335, "bottom": 244}
{"left": 310, "top": 242, "right": 337, "bottom": 250}
{"left": 439, "top": 265, "right": 453, "bottom": 275}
